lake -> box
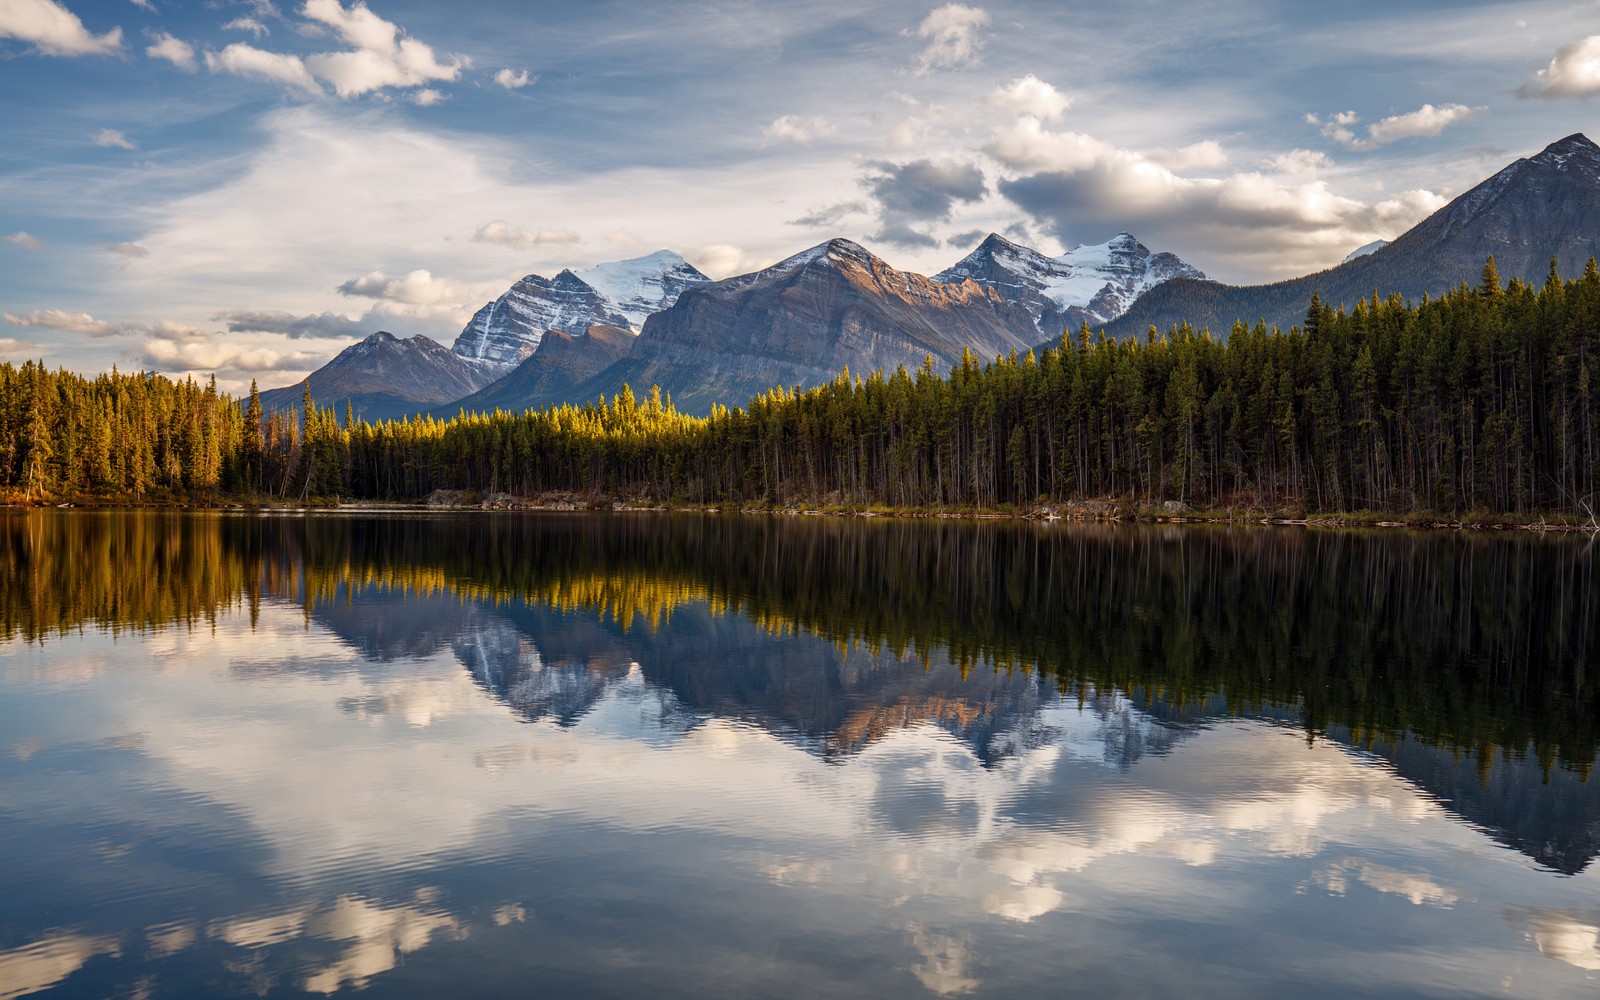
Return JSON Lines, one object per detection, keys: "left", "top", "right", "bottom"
{"left": 2, "top": 510, "right": 1598, "bottom": 998}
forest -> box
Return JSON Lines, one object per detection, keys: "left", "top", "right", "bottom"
{"left": 2, "top": 257, "right": 1599, "bottom": 517}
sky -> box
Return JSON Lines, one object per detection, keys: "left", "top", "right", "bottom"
{"left": 1, "top": 0, "right": 1598, "bottom": 391}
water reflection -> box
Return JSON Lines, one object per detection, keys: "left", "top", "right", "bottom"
{"left": 2, "top": 511, "right": 1599, "bottom": 998}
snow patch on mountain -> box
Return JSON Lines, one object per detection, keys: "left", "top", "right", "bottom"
{"left": 453, "top": 251, "right": 708, "bottom": 366}
{"left": 577, "top": 250, "right": 709, "bottom": 330}
{"left": 1342, "top": 240, "right": 1389, "bottom": 263}
{"left": 937, "top": 232, "right": 1205, "bottom": 330}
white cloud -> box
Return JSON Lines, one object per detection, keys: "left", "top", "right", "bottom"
{"left": 690, "top": 244, "right": 746, "bottom": 278}
{"left": 1520, "top": 35, "right": 1600, "bottom": 99}
{"left": 410, "top": 87, "right": 445, "bottom": 106}
{"left": 93, "top": 128, "right": 136, "bottom": 150}
{"left": 762, "top": 114, "right": 836, "bottom": 144}
{"left": 0, "top": 0, "right": 122, "bottom": 56}
{"left": 987, "top": 117, "right": 1446, "bottom": 278}
{"left": 337, "top": 268, "right": 470, "bottom": 305}
{"left": 4, "top": 309, "right": 122, "bottom": 337}
{"left": 106, "top": 242, "right": 149, "bottom": 257}
{"left": 910, "top": 3, "right": 988, "bottom": 75}
{"left": 223, "top": 16, "right": 269, "bottom": 38}
{"left": 0, "top": 336, "right": 39, "bottom": 355}
{"left": 988, "top": 74, "right": 1069, "bottom": 122}
{"left": 493, "top": 67, "right": 532, "bottom": 89}
{"left": 1263, "top": 148, "right": 1333, "bottom": 176}
{"left": 300, "top": 0, "right": 463, "bottom": 98}
{"left": 140, "top": 337, "right": 327, "bottom": 374}
{"left": 205, "top": 42, "right": 321, "bottom": 94}
{"left": 130, "top": 0, "right": 154, "bottom": 9}
{"left": 1320, "top": 104, "right": 1479, "bottom": 151}
{"left": 145, "top": 30, "right": 195, "bottom": 70}
{"left": 1146, "top": 140, "right": 1228, "bottom": 171}
{"left": 470, "top": 220, "right": 580, "bottom": 250}
{"left": 3, "top": 231, "right": 43, "bottom": 250}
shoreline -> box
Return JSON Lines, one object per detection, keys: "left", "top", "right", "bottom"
{"left": 7, "top": 494, "right": 1598, "bottom": 532}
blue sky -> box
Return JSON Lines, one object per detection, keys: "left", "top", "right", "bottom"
{"left": 1, "top": 0, "right": 1598, "bottom": 389}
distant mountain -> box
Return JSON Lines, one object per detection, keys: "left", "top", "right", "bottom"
{"left": 259, "top": 331, "right": 499, "bottom": 424}
{"left": 936, "top": 231, "right": 1204, "bottom": 335}
{"left": 1102, "top": 133, "right": 1600, "bottom": 339}
{"left": 451, "top": 251, "right": 708, "bottom": 366}
{"left": 566, "top": 238, "right": 1043, "bottom": 415}
{"left": 442, "top": 324, "right": 635, "bottom": 416}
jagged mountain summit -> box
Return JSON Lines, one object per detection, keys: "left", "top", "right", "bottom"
{"left": 450, "top": 251, "right": 708, "bottom": 366}
{"left": 1103, "top": 133, "right": 1600, "bottom": 340}
{"left": 936, "top": 231, "right": 1204, "bottom": 334}
{"left": 443, "top": 324, "right": 636, "bottom": 417}
{"left": 572, "top": 238, "right": 1043, "bottom": 415}
{"left": 259, "top": 331, "right": 499, "bottom": 423}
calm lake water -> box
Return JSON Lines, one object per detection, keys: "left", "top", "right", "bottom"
{"left": 2, "top": 511, "right": 1599, "bottom": 998}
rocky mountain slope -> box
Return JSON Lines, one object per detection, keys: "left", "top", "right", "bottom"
{"left": 1102, "top": 133, "right": 1600, "bottom": 339}
{"left": 571, "top": 238, "right": 1043, "bottom": 415}
{"left": 442, "top": 324, "right": 635, "bottom": 416}
{"left": 259, "top": 331, "right": 498, "bottom": 424}
{"left": 450, "top": 251, "right": 707, "bottom": 366}
{"left": 937, "top": 231, "right": 1203, "bottom": 336}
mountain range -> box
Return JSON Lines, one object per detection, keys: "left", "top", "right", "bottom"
{"left": 265, "top": 133, "right": 1600, "bottom": 421}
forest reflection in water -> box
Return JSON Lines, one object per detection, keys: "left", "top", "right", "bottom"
{"left": 2, "top": 510, "right": 1599, "bottom": 998}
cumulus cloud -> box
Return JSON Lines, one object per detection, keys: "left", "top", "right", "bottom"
{"left": 690, "top": 244, "right": 746, "bottom": 278}
{"left": 1318, "top": 104, "right": 1479, "bottom": 151}
{"left": 0, "top": 0, "right": 122, "bottom": 56}
{"left": 0, "top": 337, "right": 39, "bottom": 356}
{"left": 1519, "top": 35, "right": 1600, "bottom": 99}
{"left": 145, "top": 31, "right": 195, "bottom": 70}
{"left": 762, "top": 115, "right": 836, "bottom": 144}
{"left": 1146, "top": 140, "right": 1228, "bottom": 171}
{"left": 300, "top": 0, "right": 464, "bottom": 98}
{"left": 4, "top": 309, "right": 122, "bottom": 337}
{"left": 206, "top": 42, "right": 321, "bottom": 94}
{"left": 988, "top": 74, "right": 1069, "bottom": 121}
{"left": 224, "top": 16, "right": 270, "bottom": 38}
{"left": 106, "top": 242, "right": 149, "bottom": 257}
{"left": 219, "top": 309, "right": 369, "bottom": 339}
{"left": 493, "top": 67, "right": 533, "bottom": 89}
{"left": 93, "top": 128, "right": 136, "bottom": 150}
{"left": 863, "top": 158, "right": 987, "bottom": 248}
{"left": 337, "top": 268, "right": 470, "bottom": 305}
{"left": 469, "top": 220, "right": 580, "bottom": 250}
{"left": 3, "top": 231, "right": 43, "bottom": 250}
{"left": 909, "top": 3, "right": 988, "bottom": 75}
{"left": 140, "top": 337, "right": 327, "bottom": 375}
{"left": 986, "top": 117, "right": 1445, "bottom": 277}
{"left": 1263, "top": 148, "right": 1333, "bottom": 176}
{"left": 410, "top": 87, "right": 445, "bottom": 106}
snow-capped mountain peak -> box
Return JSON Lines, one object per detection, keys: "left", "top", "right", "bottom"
{"left": 453, "top": 250, "right": 709, "bottom": 365}
{"left": 576, "top": 250, "right": 709, "bottom": 330}
{"left": 935, "top": 231, "right": 1205, "bottom": 332}
{"left": 1342, "top": 240, "right": 1389, "bottom": 263}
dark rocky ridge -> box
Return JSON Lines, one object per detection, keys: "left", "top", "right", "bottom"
{"left": 258, "top": 331, "right": 498, "bottom": 424}
{"left": 568, "top": 238, "right": 1044, "bottom": 415}
{"left": 1100, "top": 133, "right": 1600, "bottom": 340}
{"left": 443, "top": 324, "right": 635, "bottom": 415}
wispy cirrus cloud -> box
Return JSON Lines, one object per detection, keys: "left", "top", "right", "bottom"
{"left": 3, "top": 231, "right": 44, "bottom": 251}
{"left": 908, "top": 4, "right": 988, "bottom": 75}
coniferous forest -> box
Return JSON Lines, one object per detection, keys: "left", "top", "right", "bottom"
{"left": 3, "top": 259, "right": 1600, "bottom": 518}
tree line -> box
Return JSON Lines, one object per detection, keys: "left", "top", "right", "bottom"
{"left": 3, "top": 257, "right": 1599, "bottom": 516}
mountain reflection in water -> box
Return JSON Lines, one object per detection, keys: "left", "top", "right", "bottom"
{"left": 2, "top": 510, "right": 1599, "bottom": 998}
